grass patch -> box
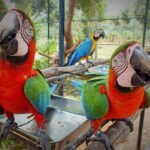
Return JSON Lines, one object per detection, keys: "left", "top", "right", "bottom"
{"left": 0, "top": 135, "right": 33, "bottom": 150}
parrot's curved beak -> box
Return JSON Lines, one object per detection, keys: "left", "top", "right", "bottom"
{"left": 130, "top": 46, "right": 150, "bottom": 86}
{"left": 99, "top": 30, "right": 105, "bottom": 39}
{"left": 94, "top": 30, "right": 105, "bottom": 40}
{"left": 0, "top": 11, "right": 20, "bottom": 56}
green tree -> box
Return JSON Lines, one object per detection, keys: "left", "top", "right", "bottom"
{"left": 77, "top": 0, "right": 106, "bottom": 20}
{"left": 0, "top": 0, "right": 8, "bottom": 20}
{"left": 65, "top": 0, "right": 106, "bottom": 51}
{"left": 121, "top": 9, "right": 131, "bottom": 24}
{"left": 134, "top": 0, "right": 150, "bottom": 28}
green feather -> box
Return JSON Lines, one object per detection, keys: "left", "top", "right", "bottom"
{"left": 24, "top": 73, "right": 50, "bottom": 114}
{"left": 82, "top": 76, "right": 109, "bottom": 120}
{"left": 110, "top": 41, "right": 137, "bottom": 68}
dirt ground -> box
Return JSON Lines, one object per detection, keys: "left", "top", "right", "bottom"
{"left": 117, "top": 109, "right": 150, "bottom": 150}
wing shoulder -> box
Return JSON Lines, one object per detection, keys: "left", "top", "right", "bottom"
{"left": 82, "top": 77, "right": 109, "bottom": 120}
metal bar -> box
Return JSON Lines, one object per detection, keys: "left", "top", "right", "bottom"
{"left": 47, "top": 0, "right": 50, "bottom": 40}
{"left": 137, "top": 110, "right": 145, "bottom": 150}
{"left": 58, "top": 0, "right": 65, "bottom": 96}
{"left": 137, "top": 0, "right": 149, "bottom": 149}
{"left": 59, "top": 0, "right": 65, "bottom": 66}
{"left": 142, "top": 0, "right": 149, "bottom": 47}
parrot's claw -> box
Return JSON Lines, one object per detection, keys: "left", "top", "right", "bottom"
{"left": 36, "top": 129, "right": 52, "bottom": 150}
{"left": 79, "top": 61, "right": 84, "bottom": 66}
{"left": 120, "top": 118, "right": 134, "bottom": 132}
{"left": 87, "top": 60, "right": 94, "bottom": 67}
{"left": 111, "top": 118, "right": 133, "bottom": 132}
{"left": 86, "top": 131, "right": 114, "bottom": 150}
{"left": 0, "top": 117, "right": 17, "bottom": 140}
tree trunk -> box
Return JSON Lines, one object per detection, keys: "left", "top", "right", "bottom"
{"left": 65, "top": 0, "right": 77, "bottom": 51}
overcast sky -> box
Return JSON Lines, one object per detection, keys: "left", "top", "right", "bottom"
{"left": 106, "top": 0, "right": 137, "bottom": 16}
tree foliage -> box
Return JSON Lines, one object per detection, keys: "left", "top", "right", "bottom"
{"left": 121, "top": 9, "right": 131, "bottom": 24}
{"left": 14, "top": 0, "right": 46, "bottom": 16}
{"left": 76, "top": 0, "right": 106, "bottom": 19}
{"left": 0, "top": 0, "right": 8, "bottom": 20}
{"left": 134, "top": 0, "right": 150, "bottom": 28}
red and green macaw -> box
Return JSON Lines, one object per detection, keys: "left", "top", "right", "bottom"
{"left": 76, "top": 41, "right": 150, "bottom": 149}
{"left": 66, "top": 30, "right": 105, "bottom": 66}
{"left": 0, "top": 10, "right": 51, "bottom": 150}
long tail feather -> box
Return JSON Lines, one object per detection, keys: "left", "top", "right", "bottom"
{"left": 50, "top": 84, "right": 58, "bottom": 94}
{"left": 71, "top": 80, "right": 83, "bottom": 95}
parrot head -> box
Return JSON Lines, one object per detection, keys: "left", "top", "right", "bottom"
{"left": 91, "top": 29, "right": 105, "bottom": 40}
{"left": 0, "top": 9, "right": 35, "bottom": 64}
{"left": 110, "top": 41, "right": 150, "bottom": 89}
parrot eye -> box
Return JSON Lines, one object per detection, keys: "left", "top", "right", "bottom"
{"left": 1, "top": 33, "right": 16, "bottom": 45}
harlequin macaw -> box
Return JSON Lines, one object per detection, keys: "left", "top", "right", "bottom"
{"left": 74, "top": 41, "right": 150, "bottom": 149}
{"left": 66, "top": 29, "right": 105, "bottom": 66}
{"left": 0, "top": 10, "right": 51, "bottom": 150}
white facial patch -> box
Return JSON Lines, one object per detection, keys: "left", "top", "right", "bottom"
{"left": 12, "top": 31, "right": 28, "bottom": 56}
{"left": 112, "top": 43, "right": 139, "bottom": 87}
{"left": 94, "top": 31, "right": 100, "bottom": 38}
{"left": 8, "top": 10, "right": 33, "bottom": 57}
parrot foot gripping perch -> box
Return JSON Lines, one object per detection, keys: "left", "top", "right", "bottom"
{"left": 36, "top": 129, "right": 52, "bottom": 150}
{"left": 0, "top": 117, "right": 17, "bottom": 140}
{"left": 86, "top": 131, "right": 114, "bottom": 150}
{"left": 87, "top": 60, "right": 95, "bottom": 67}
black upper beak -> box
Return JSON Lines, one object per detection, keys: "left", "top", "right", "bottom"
{"left": 93, "top": 30, "right": 105, "bottom": 40}
{"left": 130, "top": 46, "right": 150, "bottom": 86}
{"left": 99, "top": 31, "right": 105, "bottom": 39}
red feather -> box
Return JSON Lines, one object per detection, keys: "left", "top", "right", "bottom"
{"left": 105, "top": 69, "right": 144, "bottom": 119}
{"left": 90, "top": 68, "right": 144, "bottom": 132}
{"left": 0, "top": 38, "right": 44, "bottom": 128}
{"left": 91, "top": 119, "right": 104, "bottom": 133}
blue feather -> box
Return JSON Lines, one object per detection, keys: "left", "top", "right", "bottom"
{"left": 50, "top": 84, "right": 58, "bottom": 94}
{"left": 24, "top": 74, "right": 51, "bottom": 115}
{"left": 71, "top": 80, "right": 83, "bottom": 95}
{"left": 66, "top": 37, "right": 93, "bottom": 66}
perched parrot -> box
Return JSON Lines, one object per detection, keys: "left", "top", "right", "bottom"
{"left": 65, "top": 29, "right": 105, "bottom": 66}
{"left": 0, "top": 10, "right": 51, "bottom": 150}
{"left": 74, "top": 41, "right": 150, "bottom": 150}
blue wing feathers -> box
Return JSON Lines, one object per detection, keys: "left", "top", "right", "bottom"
{"left": 24, "top": 74, "right": 51, "bottom": 115}
{"left": 67, "top": 38, "right": 93, "bottom": 66}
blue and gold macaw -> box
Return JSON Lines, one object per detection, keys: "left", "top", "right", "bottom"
{"left": 66, "top": 29, "right": 105, "bottom": 66}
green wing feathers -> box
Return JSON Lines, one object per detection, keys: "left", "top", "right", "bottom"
{"left": 82, "top": 77, "right": 109, "bottom": 120}
{"left": 24, "top": 73, "right": 51, "bottom": 115}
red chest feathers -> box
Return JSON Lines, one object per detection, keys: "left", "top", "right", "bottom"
{"left": 0, "top": 62, "right": 30, "bottom": 113}
{"left": 106, "top": 69, "right": 144, "bottom": 119}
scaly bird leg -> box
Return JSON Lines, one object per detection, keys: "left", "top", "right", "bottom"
{"left": 86, "top": 131, "right": 114, "bottom": 150}
{"left": 0, "top": 115, "right": 17, "bottom": 140}
{"left": 24, "top": 100, "right": 52, "bottom": 150}
{"left": 34, "top": 113, "right": 52, "bottom": 150}
{"left": 86, "top": 119, "right": 114, "bottom": 150}
{"left": 85, "top": 56, "right": 94, "bottom": 67}
{"left": 36, "top": 128, "right": 51, "bottom": 150}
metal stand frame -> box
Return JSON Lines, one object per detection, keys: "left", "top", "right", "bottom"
{"left": 137, "top": 0, "right": 149, "bottom": 149}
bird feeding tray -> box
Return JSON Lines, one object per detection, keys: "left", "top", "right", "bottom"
{"left": 0, "top": 95, "right": 89, "bottom": 150}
